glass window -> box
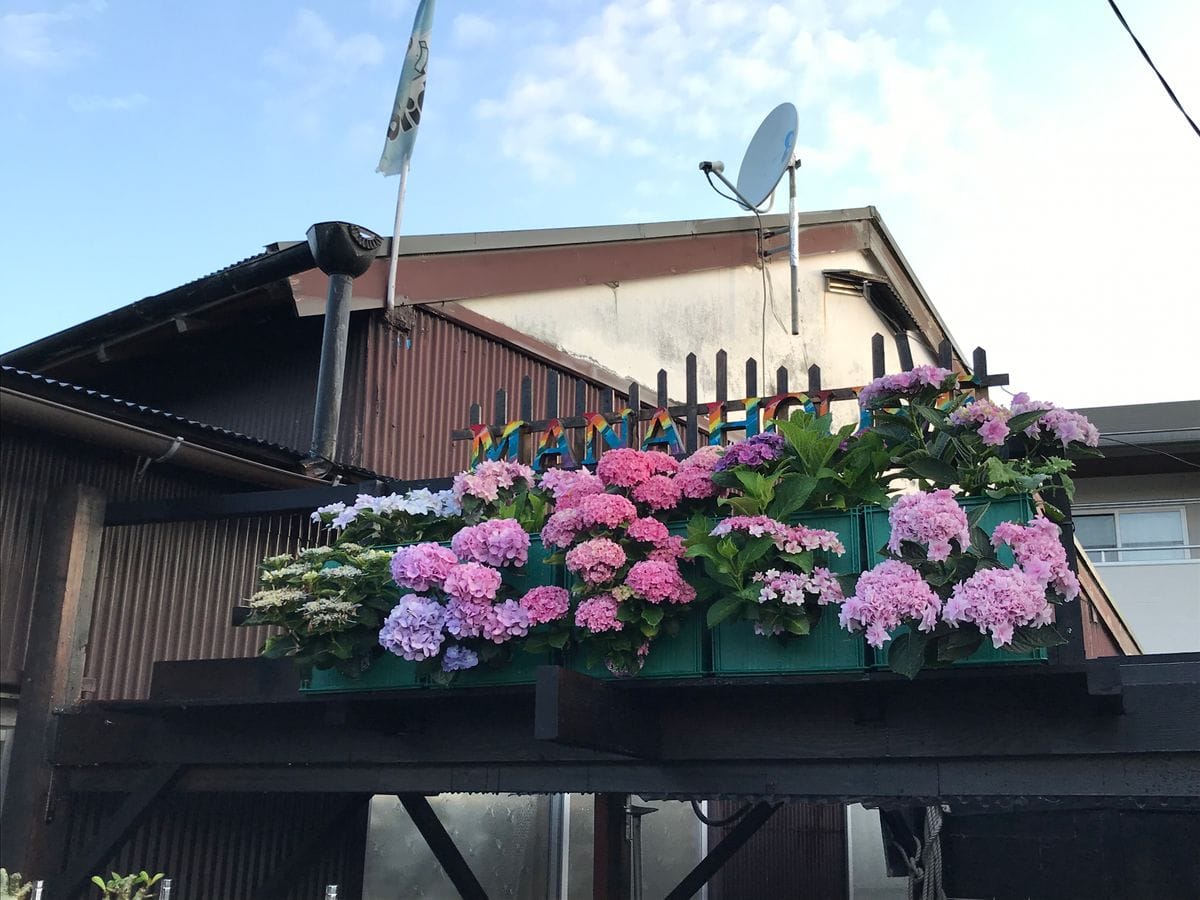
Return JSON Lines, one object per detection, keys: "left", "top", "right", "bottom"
{"left": 1075, "top": 509, "right": 1187, "bottom": 563}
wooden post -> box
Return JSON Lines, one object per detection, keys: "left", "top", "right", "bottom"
{"left": 871, "top": 334, "right": 886, "bottom": 379}
{"left": 685, "top": 354, "right": 699, "bottom": 452}
{"left": 1, "top": 485, "right": 106, "bottom": 876}
{"left": 593, "top": 793, "right": 630, "bottom": 900}
{"left": 399, "top": 795, "right": 489, "bottom": 900}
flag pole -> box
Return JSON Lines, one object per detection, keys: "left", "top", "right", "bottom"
{"left": 385, "top": 155, "right": 411, "bottom": 317}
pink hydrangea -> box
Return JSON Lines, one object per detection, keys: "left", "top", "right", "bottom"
{"left": 807, "top": 567, "right": 846, "bottom": 606}
{"left": 390, "top": 542, "right": 459, "bottom": 592}
{"left": 625, "top": 559, "right": 696, "bottom": 604}
{"left": 949, "top": 398, "right": 1012, "bottom": 447}
{"left": 1010, "top": 394, "right": 1100, "bottom": 447}
{"left": 575, "top": 594, "right": 624, "bottom": 633}
{"left": 565, "top": 537, "right": 627, "bottom": 585}
{"left": 943, "top": 567, "right": 1055, "bottom": 648}
{"left": 576, "top": 492, "right": 638, "bottom": 529}
{"left": 753, "top": 566, "right": 845, "bottom": 607}
{"left": 540, "top": 508, "right": 583, "bottom": 549}
{"left": 632, "top": 474, "right": 682, "bottom": 511}
{"left": 452, "top": 459, "right": 535, "bottom": 502}
{"left": 710, "top": 517, "right": 845, "bottom": 555}
{"left": 675, "top": 464, "right": 721, "bottom": 499}
{"left": 444, "top": 597, "right": 492, "bottom": 638}
{"left": 627, "top": 516, "right": 670, "bottom": 545}
{"left": 481, "top": 598, "right": 530, "bottom": 643}
{"left": 539, "top": 467, "right": 605, "bottom": 509}
{"left": 596, "top": 448, "right": 655, "bottom": 488}
{"left": 442, "top": 562, "right": 502, "bottom": 603}
{"left": 858, "top": 365, "right": 956, "bottom": 409}
{"left": 838, "top": 560, "right": 943, "bottom": 648}
{"left": 450, "top": 518, "right": 530, "bottom": 567}
{"left": 645, "top": 452, "right": 680, "bottom": 475}
{"left": 991, "top": 515, "right": 1080, "bottom": 601}
{"left": 647, "top": 535, "right": 686, "bottom": 562}
{"left": 519, "top": 585, "right": 571, "bottom": 625}
{"left": 887, "top": 490, "right": 970, "bottom": 562}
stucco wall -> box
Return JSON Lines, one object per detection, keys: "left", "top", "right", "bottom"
{"left": 460, "top": 249, "right": 935, "bottom": 419}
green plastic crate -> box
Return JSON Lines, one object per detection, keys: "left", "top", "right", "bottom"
{"left": 712, "top": 610, "right": 864, "bottom": 675}
{"left": 450, "top": 649, "right": 556, "bottom": 687}
{"left": 863, "top": 494, "right": 1047, "bottom": 667}
{"left": 791, "top": 509, "right": 865, "bottom": 575}
{"left": 568, "top": 612, "right": 708, "bottom": 680}
{"left": 302, "top": 652, "right": 423, "bottom": 693}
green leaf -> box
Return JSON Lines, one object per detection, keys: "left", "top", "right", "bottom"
{"left": 92, "top": 877, "right": 108, "bottom": 890}
{"left": 737, "top": 536, "right": 775, "bottom": 569}
{"left": 965, "top": 502, "right": 992, "bottom": 531}
{"left": 935, "top": 629, "right": 983, "bottom": 661}
{"left": 548, "top": 630, "right": 570, "bottom": 649}
{"left": 902, "top": 453, "right": 960, "bottom": 485}
{"left": 779, "top": 551, "right": 814, "bottom": 572}
{"left": 261, "top": 633, "right": 298, "bottom": 659}
{"left": 782, "top": 615, "right": 812, "bottom": 636}
{"left": 615, "top": 604, "right": 638, "bottom": 623}
{"left": 1007, "top": 410, "right": 1047, "bottom": 434}
{"left": 767, "top": 475, "right": 819, "bottom": 518}
{"left": 639, "top": 621, "right": 658, "bottom": 638}
{"left": 642, "top": 606, "right": 664, "bottom": 627}
{"left": 888, "top": 631, "right": 930, "bottom": 679}
{"left": 1041, "top": 501, "right": 1066, "bottom": 523}
{"left": 706, "top": 596, "right": 743, "bottom": 627}
{"left": 1004, "top": 624, "right": 1067, "bottom": 653}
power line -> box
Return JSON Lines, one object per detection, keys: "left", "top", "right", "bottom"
{"left": 1106, "top": 0, "right": 1200, "bottom": 139}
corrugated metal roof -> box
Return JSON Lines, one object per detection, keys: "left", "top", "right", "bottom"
{"left": 1, "top": 365, "right": 382, "bottom": 480}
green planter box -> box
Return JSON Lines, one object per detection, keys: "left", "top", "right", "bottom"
{"left": 712, "top": 610, "right": 864, "bottom": 675}
{"left": 863, "top": 494, "right": 1047, "bottom": 667}
{"left": 450, "top": 650, "right": 555, "bottom": 687}
{"left": 302, "top": 652, "right": 423, "bottom": 693}
{"left": 791, "top": 509, "right": 864, "bottom": 575}
{"left": 568, "top": 612, "right": 708, "bottom": 679}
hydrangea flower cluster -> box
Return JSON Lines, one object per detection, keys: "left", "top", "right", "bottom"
{"left": 991, "top": 515, "right": 1080, "bottom": 601}
{"left": 312, "top": 488, "right": 462, "bottom": 531}
{"left": 838, "top": 560, "right": 943, "bottom": 648}
{"left": 452, "top": 459, "right": 536, "bottom": 503}
{"left": 674, "top": 445, "right": 724, "bottom": 499}
{"left": 565, "top": 538, "right": 628, "bottom": 585}
{"left": 713, "top": 432, "right": 786, "bottom": 472}
{"left": 625, "top": 559, "right": 696, "bottom": 604}
{"left": 857, "top": 365, "right": 956, "bottom": 409}
{"left": 1011, "top": 394, "right": 1100, "bottom": 447}
{"left": 538, "top": 467, "right": 605, "bottom": 509}
{"left": 948, "top": 398, "right": 1013, "bottom": 447}
{"left": 575, "top": 594, "right": 624, "bottom": 633}
{"left": 886, "top": 490, "right": 971, "bottom": 562}
{"left": 450, "top": 519, "right": 530, "bottom": 568}
{"left": 379, "top": 595, "right": 446, "bottom": 661}
{"left": 710, "top": 517, "right": 845, "bottom": 555}
{"left": 943, "top": 567, "right": 1055, "bottom": 648}
{"left": 390, "top": 542, "right": 459, "bottom": 592}
{"left": 519, "top": 586, "right": 571, "bottom": 625}
{"left": 540, "top": 493, "right": 639, "bottom": 549}
{"left": 753, "top": 567, "right": 844, "bottom": 608}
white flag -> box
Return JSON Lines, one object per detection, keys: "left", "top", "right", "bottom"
{"left": 377, "top": 0, "right": 436, "bottom": 176}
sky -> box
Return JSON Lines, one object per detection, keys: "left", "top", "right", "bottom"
{"left": 2, "top": 0, "right": 1198, "bottom": 407}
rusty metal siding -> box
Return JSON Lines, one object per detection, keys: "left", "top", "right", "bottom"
{"left": 360, "top": 309, "right": 621, "bottom": 479}
{"left": 87, "top": 512, "right": 321, "bottom": 699}
{"left": 0, "top": 428, "right": 246, "bottom": 678}
{"left": 707, "top": 802, "right": 847, "bottom": 900}
{"left": 63, "top": 792, "right": 367, "bottom": 899}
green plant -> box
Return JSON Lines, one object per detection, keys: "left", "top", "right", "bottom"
{"left": 1, "top": 869, "right": 34, "bottom": 900}
{"left": 90, "top": 871, "right": 163, "bottom": 900}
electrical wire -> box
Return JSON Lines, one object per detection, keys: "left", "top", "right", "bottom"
{"left": 1102, "top": 435, "right": 1200, "bottom": 470}
{"left": 1107, "top": 0, "right": 1200, "bottom": 139}
{"left": 690, "top": 800, "right": 753, "bottom": 827}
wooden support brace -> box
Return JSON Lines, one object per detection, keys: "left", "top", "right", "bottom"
{"left": 533, "top": 665, "right": 661, "bottom": 758}
{"left": 255, "top": 794, "right": 371, "bottom": 899}
{"left": 398, "top": 794, "right": 489, "bottom": 900}
{"left": 54, "top": 764, "right": 184, "bottom": 899}
{"left": 593, "top": 793, "right": 630, "bottom": 900}
{"left": 663, "top": 802, "right": 782, "bottom": 900}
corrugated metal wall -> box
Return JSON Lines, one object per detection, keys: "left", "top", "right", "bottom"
{"left": 707, "top": 802, "right": 847, "bottom": 900}
{"left": 62, "top": 792, "right": 368, "bottom": 899}
{"left": 0, "top": 429, "right": 247, "bottom": 678}
{"left": 360, "top": 309, "right": 621, "bottom": 479}
{"left": 87, "top": 512, "right": 321, "bottom": 699}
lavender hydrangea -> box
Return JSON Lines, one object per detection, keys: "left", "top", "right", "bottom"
{"left": 378, "top": 595, "right": 446, "bottom": 661}
{"left": 713, "top": 432, "right": 786, "bottom": 472}
{"left": 441, "top": 644, "right": 480, "bottom": 672}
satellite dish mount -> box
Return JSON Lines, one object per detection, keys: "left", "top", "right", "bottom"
{"left": 700, "top": 102, "right": 802, "bottom": 335}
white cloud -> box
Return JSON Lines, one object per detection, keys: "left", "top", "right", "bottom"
{"left": 452, "top": 12, "right": 498, "bottom": 46}
{"left": 68, "top": 91, "right": 147, "bottom": 112}
{"left": 261, "top": 9, "right": 386, "bottom": 139}
{"left": 925, "top": 8, "right": 952, "bottom": 36}
{"left": 0, "top": 0, "right": 104, "bottom": 70}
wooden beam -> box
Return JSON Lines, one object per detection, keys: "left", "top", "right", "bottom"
{"left": 533, "top": 665, "right": 661, "bottom": 758}
{"left": 593, "top": 794, "right": 630, "bottom": 900}
{"left": 54, "top": 764, "right": 183, "bottom": 898}
{"left": 1, "top": 485, "right": 106, "bottom": 875}
{"left": 398, "top": 794, "right": 489, "bottom": 900}
{"left": 663, "top": 801, "right": 782, "bottom": 900}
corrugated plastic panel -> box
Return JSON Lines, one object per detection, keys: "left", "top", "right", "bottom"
{"left": 359, "top": 310, "right": 622, "bottom": 479}
{"left": 62, "top": 792, "right": 367, "bottom": 899}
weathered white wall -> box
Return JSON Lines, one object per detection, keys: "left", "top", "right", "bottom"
{"left": 460, "top": 249, "right": 935, "bottom": 408}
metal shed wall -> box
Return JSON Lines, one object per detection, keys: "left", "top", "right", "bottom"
{"left": 62, "top": 792, "right": 368, "bottom": 899}
{"left": 0, "top": 428, "right": 247, "bottom": 679}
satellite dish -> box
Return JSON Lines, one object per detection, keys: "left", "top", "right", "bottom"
{"left": 735, "top": 102, "right": 799, "bottom": 211}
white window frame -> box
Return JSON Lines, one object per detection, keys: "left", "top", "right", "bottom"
{"left": 1076, "top": 506, "right": 1191, "bottom": 565}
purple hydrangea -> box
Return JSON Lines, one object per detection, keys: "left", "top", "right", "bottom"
{"left": 378, "top": 595, "right": 446, "bottom": 661}
{"left": 713, "top": 432, "right": 786, "bottom": 472}
{"left": 441, "top": 644, "right": 479, "bottom": 672}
